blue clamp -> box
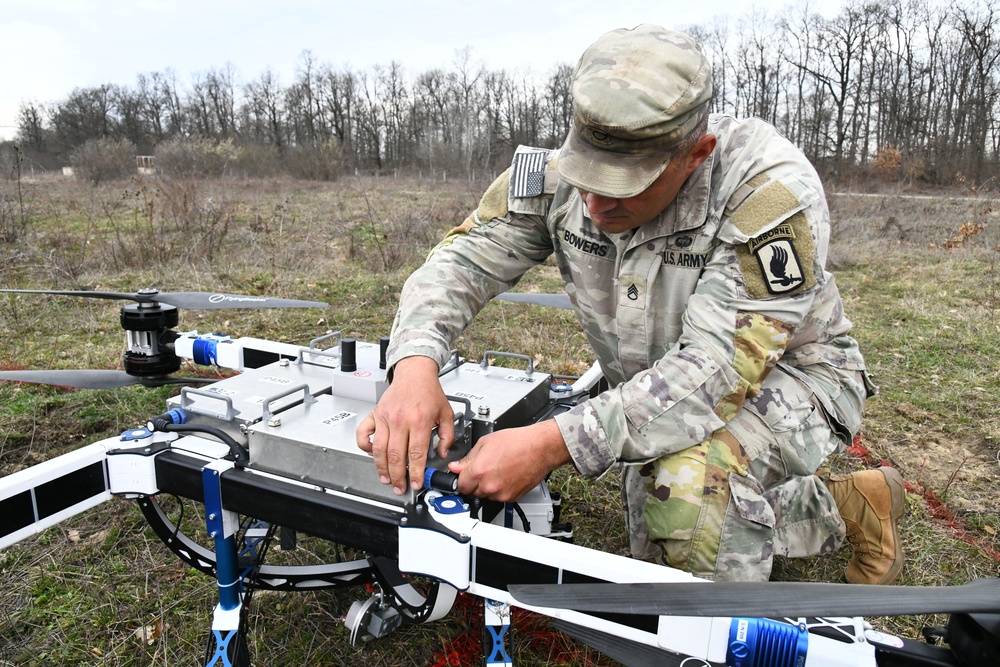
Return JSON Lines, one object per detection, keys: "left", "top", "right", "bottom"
{"left": 428, "top": 495, "right": 468, "bottom": 515}
{"left": 120, "top": 427, "right": 153, "bottom": 442}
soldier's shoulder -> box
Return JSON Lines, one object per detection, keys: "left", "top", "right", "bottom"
{"left": 721, "top": 173, "right": 819, "bottom": 300}
{"left": 476, "top": 146, "right": 560, "bottom": 220}
{"left": 509, "top": 146, "right": 560, "bottom": 198}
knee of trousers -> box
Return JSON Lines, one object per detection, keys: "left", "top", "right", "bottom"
{"left": 638, "top": 429, "right": 775, "bottom": 582}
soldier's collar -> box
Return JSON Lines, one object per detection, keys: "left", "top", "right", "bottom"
{"left": 631, "top": 152, "right": 714, "bottom": 247}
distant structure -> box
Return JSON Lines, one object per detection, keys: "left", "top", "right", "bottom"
{"left": 136, "top": 155, "right": 155, "bottom": 175}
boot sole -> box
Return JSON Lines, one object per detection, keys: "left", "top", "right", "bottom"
{"left": 876, "top": 466, "right": 906, "bottom": 585}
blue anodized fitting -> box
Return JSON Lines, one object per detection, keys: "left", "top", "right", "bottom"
{"left": 727, "top": 617, "right": 809, "bottom": 667}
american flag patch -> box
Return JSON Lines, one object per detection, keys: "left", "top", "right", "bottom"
{"left": 511, "top": 149, "right": 548, "bottom": 197}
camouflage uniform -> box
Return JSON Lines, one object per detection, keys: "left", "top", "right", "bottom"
{"left": 387, "top": 28, "right": 872, "bottom": 582}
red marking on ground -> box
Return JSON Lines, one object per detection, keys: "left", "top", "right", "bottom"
{"left": 849, "top": 436, "right": 1000, "bottom": 563}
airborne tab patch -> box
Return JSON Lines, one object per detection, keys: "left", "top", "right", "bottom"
{"left": 736, "top": 213, "right": 816, "bottom": 299}
{"left": 749, "top": 222, "right": 803, "bottom": 293}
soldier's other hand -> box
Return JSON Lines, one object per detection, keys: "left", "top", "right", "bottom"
{"left": 356, "top": 356, "right": 454, "bottom": 495}
{"left": 448, "top": 420, "right": 571, "bottom": 501}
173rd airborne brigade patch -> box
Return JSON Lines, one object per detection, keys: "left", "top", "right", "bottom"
{"left": 728, "top": 177, "right": 816, "bottom": 300}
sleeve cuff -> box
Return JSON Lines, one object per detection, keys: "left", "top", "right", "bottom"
{"left": 386, "top": 329, "right": 452, "bottom": 371}
{"left": 554, "top": 403, "right": 617, "bottom": 478}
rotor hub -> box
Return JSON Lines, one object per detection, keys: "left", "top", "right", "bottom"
{"left": 120, "top": 303, "right": 181, "bottom": 376}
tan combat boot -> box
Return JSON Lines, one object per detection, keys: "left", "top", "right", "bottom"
{"left": 825, "top": 466, "right": 906, "bottom": 585}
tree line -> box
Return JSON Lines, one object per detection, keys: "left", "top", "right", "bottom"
{"left": 10, "top": 0, "right": 1000, "bottom": 186}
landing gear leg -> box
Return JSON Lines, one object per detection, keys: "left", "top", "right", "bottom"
{"left": 483, "top": 599, "right": 514, "bottom": 666}
{"left": 202, "top": 460, "right": 250, "bottom": 667}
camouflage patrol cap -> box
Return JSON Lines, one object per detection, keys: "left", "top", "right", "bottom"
{"left": 558, "top": 24, "right": 713, "bottom": 198}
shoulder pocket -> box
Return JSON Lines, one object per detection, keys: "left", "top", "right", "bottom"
{"left": 719, "top": 176, "right": 819, "bottom": 299}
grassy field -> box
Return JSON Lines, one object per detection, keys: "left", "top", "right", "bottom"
{"left": 0, "top": 174, "right": 998, "bottom": 666}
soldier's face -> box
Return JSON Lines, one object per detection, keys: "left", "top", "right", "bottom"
{"left": 579, "top": 134, "right": 716, "bottom": 235}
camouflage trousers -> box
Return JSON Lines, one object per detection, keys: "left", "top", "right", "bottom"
{"left": 624, "top": 366, "right": 867, "bottom": 581}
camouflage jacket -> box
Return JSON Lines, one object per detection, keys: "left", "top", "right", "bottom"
{"left": 388, "top": 114, "right": 868, "bottom": 477}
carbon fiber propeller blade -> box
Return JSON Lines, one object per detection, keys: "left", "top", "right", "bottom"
{"left": 510, "top": 579, "right": 1000, "bottom": 618}
{"left": 494, "top": 292, "right": 573, "bottom": 309}
{"left": 154, "top": 292, "right": 328, "bottom": 310}
{"left": 0, "top": 370, "right": 216, "bottom": 389}
{"left": 0, "top": 289, "right": 328, "bottom": 310}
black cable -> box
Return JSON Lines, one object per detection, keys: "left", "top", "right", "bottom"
{"left": 467, "top": 498, "right": 531, "bottom": 533}
{"left": 511, "top": 502, "right": 531, "bottom": 533}
{"left": 159, "top": 423, "right": 250, "bottom": 465}
{"left": 167, "top": 494, "right": 185, "bottom": 544}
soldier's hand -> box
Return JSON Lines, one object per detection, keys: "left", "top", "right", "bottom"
{"left": 448, "top": 420, "right": 571, "bottom": 501}
{"left": 356, "top": 356, "right": 454, "bottom": 495}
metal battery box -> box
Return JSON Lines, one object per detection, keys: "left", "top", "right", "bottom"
{"left": 245, "top": 354, "right": 553, "bottom": 507}
{"left": 165, "top": 358, "right": 337, "bottom": 437}
{"left": 246, "top": 393, "right": 401, "bottom": 505}
{"left": 437, "top": 359, "right": 552, "bottom": 443}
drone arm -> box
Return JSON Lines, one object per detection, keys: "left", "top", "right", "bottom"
{"left": 397, "top": 494, "right": 886, "bottom": 667}
{"left": 174, "top": 333, "right": 341, "bottom": 373}
{"left": 1, "top": 429, "right": 185, "bottom": 551}
{"left": 0, "top": 442, "right": 113, "bottom": 549}
{"left": 396, "top": 493, "right": 733, "bottom": 662}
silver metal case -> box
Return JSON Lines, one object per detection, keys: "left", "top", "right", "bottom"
{"left": 246, "top": 393, "right": 404, "bottom": 505}
{"left": 165, "top": 358, "right": 337, "bottom": 437}
{"left": 438, "top": 362, "right": 552, "bottom": 442}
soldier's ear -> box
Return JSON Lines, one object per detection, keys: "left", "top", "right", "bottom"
{"left": 687, "top": 134, "right": 717, "bottom": 172}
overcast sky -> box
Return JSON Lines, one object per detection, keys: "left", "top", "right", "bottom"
{"left": 1, "top": 0, "right": 848, "bottom": 141}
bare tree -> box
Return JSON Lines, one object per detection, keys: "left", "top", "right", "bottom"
{"left": 317, "top": 64, "right": 357, "bottom": 168}
{"left": 242, "top": 69, "right": 286, "bottom": 147}
{"left": 286, "top": 51, "right": 324, "bottom": 146}
{"left": 48, "top": 85, "right": 115, "bottom": 154}
{"left": 414, "top": 68, "right": 457, "bottom": 170}
{"left": 356, "top": 67, "right": 386, "bottom": 170}
{"left": 16, "top": 101, "right": 47, "bottom": 151}
{"left": 812, "top": 2, "right": 875, "bottom": 171}
{"left": 951, "top": 0, "right": 1000, "bottom": 182}
{"left": 542, "top": 63, "right": 573, "bottom": 146}
{"left": 112, "top": 84, "right": 149, "bottom": 151}
{"left": 780, "top": 3, "right": 824, "bottom": 153}
{"left": 207, "top": 65, "right": 239, "bottom": 139}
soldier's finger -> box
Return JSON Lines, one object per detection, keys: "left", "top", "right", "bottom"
{"left": 355, "top": 413, "right": 376, "bottom": 453}
{"left": 368, "top": 415, "right": 391, "bottom": 485}
{"left": 435, "top": 409, "right": 456, "bottom": 458}
{"left": 385, "top": 425, "right": 410, "bottom": 495}
{"left": 449, "top": 446, "right": 480, "bottom": 495}
{"left": 407, "top": 428, "right": 429, "bottom": 491}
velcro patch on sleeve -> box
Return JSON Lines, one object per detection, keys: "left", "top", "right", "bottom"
{"left": 729, "top": 180, "right": 803, "bottom": 236}
{"left": 427, "top": 213, "right": 479, "bottom": 260}
{"left": 724, "top": 173, "right": 771, "bottom": 217}
{"left": 736, "top": 212, "right": 816, "bottom": 299}
{"left": 475, "top": 169, "right": 511, "bottom": 223}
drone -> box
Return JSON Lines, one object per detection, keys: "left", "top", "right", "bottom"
{"left": 0, "top": 287, "right": 997, "bottom": 667}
